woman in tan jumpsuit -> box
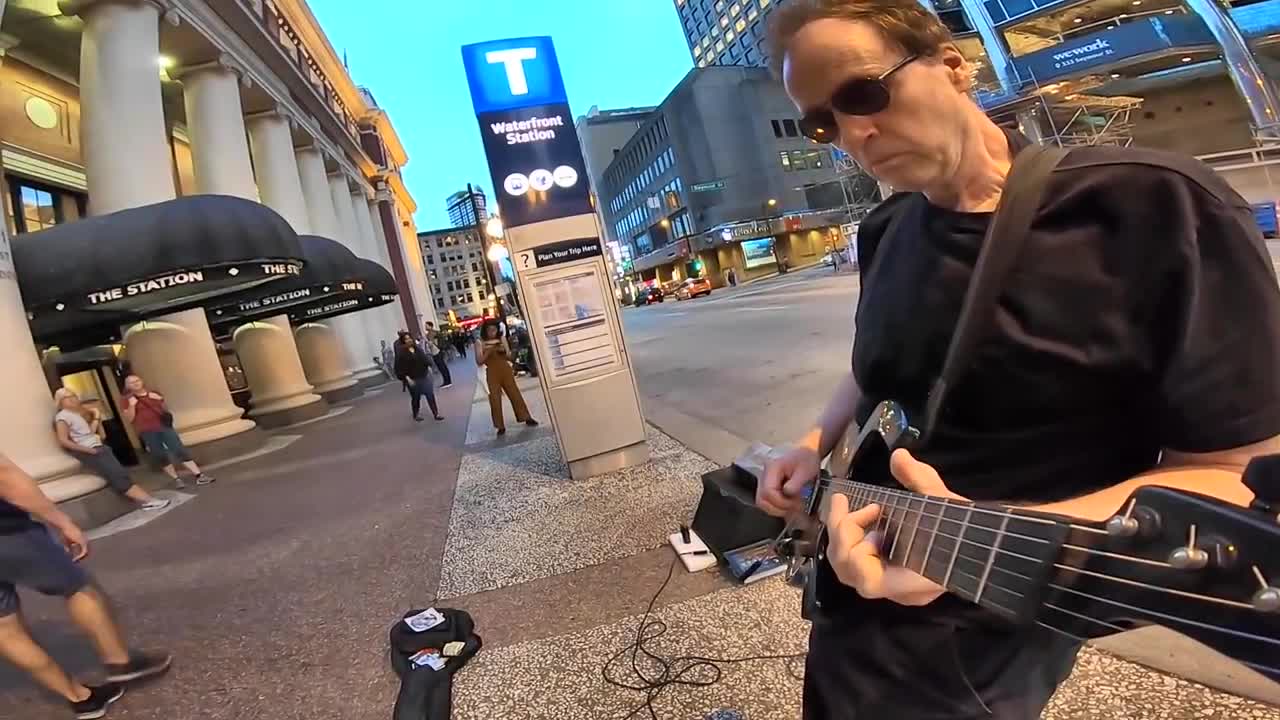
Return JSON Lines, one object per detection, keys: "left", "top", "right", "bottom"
{"left": 475, "top": 320, "right": 539, "bottom": 435}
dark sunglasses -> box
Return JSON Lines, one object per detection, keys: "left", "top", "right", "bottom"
{"left": 798, "top": 55, "right": 918, "bottom": 143}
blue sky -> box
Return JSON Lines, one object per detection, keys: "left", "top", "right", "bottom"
{"left": 309, "top": 0, "right": 694, "bottom": 230}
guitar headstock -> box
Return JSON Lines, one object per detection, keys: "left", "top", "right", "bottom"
{"left": 1044, "top": 462, "right": 1280, "bottom": 682}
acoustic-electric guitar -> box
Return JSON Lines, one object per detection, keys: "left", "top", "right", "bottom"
{"left": 773, "top": 400, "right": 1280, "bottom": 682}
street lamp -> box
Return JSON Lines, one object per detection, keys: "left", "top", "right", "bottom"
{"left": 486, "top": 242, "right": 509, "bottom": 263}
{"left": 767, "top": 198, "right": 778, "bottom": 207}
{"left": 485, "top": 216, "right": 504, "bottom": 239}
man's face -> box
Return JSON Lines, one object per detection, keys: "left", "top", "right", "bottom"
{"left": 782, "top": 19, "right": 973, "bottom": 192}
{"left": 125, "top": 376, "right": 143, "bottom": 393}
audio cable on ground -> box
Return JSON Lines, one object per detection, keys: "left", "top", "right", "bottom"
{"left": 601, "top": 555, "right": 806, "bottom": 720}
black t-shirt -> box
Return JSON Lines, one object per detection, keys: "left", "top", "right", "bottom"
{"left": 819, "top": 132, "right": 1280, "bottom": 637}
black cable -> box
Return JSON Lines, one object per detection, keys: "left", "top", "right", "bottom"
{"left": 601, "top": 556, "right": 807, "bottom": 720}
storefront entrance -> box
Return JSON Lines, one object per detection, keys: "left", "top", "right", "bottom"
{"left": 51, "top": 347, "right": 141, "bottom": 466}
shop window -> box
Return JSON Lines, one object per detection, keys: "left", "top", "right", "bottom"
{"left": 779, "top": 151, "right": 792, "bottom": 171}
{"left": 771, "top": 120, "right": 783, "bottom": 138}
{"left": 790, "top": 149, "right": 808, "bottom": 170}
{"left": 782, "top": 119, "right": 799, "bottom": 137}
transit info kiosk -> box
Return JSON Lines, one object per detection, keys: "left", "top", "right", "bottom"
{"left": 463, "top": 36, "right": 648, "bottom": 478}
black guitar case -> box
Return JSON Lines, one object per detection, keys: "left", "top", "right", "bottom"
{"left": 388, "top": 607, "right": 483, "bottom": 720}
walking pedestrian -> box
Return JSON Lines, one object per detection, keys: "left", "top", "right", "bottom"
{"left": 120, "top": 375, "right": 214, "bottom": 489}
{"left": 0, "top": 451, "right": 171, "bottom": 718}
{"left": 453, "top": 329, "right": 469, "bottom": 358}
{"left": 53, "top": 389, "right": 168, "bottom": 512}
{"left": 394, "top": 333, "right": 443, "bottom": 422}
{"left": 475, "top": 320, "right": 538, "bottom": 436}
{"left": 423, "top": 322, "right": 453, "bottom": 388}
{"left": 380, "top": 340, "right": 397, "bottom": 381}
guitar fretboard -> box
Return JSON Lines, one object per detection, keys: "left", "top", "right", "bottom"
{"left": 826, "top": 480, "right": 1071, "bottom": 623}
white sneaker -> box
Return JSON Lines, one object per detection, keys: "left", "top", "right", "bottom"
{"left": 140, "top": 498, "right": 171, "bottom": 511}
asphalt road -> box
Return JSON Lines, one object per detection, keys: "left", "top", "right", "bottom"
{"left": 622, "top": 264, "right": 859, "bottom": 451}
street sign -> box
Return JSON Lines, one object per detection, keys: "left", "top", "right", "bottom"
{"left": 690, "top": 180, "right": 725, "bottom": 193}
{"left": 461, "top": 37, "right": 593, "bottom": 229}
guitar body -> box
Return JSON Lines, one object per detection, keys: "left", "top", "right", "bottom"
{"left": 774, "top": 400, "right": 1280, "bottom": 683}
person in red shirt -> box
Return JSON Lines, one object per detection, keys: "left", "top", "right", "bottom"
{"left": 120, "top": 375, "right": 213, "bottom": 488}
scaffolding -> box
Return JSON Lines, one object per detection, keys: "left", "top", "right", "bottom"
{"left": 1042, "top": 92, "right": 1145, "bottom": 147}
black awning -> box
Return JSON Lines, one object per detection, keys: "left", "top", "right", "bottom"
{"left": 287, "top": 259, "right": 398, "bottom": 325}
{"left": 206, "top": 235, "right": 364, "bottom": 332}
{"left": 15, "top": 196, "right": 305, "bottom": 333}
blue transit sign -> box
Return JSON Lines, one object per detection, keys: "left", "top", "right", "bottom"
{"left": 461, "top": 36, "right": 569, "bottom": 114}
{"left": 462, "top": 37, "right": 592, "bottom": 228}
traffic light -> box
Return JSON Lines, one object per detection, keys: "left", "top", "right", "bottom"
{"left": 693, "top": 259, "right": 704, "bottom": 274}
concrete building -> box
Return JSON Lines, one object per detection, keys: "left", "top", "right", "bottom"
{"left": 0, "top": 0, "right": 434, "bottom": 525}
{"left": 674, "top": 0, "right": 777, "bottom": 68}
{"left": 576, "top": 105, "right": 656, "bottom": 281}
{"left": 446, "top": 186, "right": 487, "bottom": 228}
{"left": 599, "top": 65, "right": 842, "bottom": 286}
{"left": 419, "top": 226, "right": 491, "bottom": 323}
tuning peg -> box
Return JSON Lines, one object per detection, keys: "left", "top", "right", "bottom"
{"left": 1243, "top": 455, "right": 1280, "bottom": 514}
{"left": 1168, "top": 524, "right": 1210, "bottom": 570}
{"left": 1106, "top": 500, "right": 1161, "bottom": 539}
{"left": 1253, "top": 567, "right": 1280, "bottom": 613}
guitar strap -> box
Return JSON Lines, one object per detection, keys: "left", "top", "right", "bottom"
{"left": 919, "top": 143, "right": 1069, "bottom": 443}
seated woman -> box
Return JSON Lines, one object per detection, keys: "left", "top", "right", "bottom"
{"left": 53, "top": 388, "right": 169, "bottom": 511}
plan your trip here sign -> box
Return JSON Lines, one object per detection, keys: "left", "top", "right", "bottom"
{"left": 462, "top": 36, "right": 593, "bottom": 229}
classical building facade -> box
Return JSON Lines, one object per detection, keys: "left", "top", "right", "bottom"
{"left": 0, "top": 0, "right": 434, "bottom": 523}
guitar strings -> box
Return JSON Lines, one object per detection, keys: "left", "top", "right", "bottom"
{"left": 804, "top": 480, "right": 1280, "bottom": 676}
{"left": 809, "top": 478, "right": 1272, "bottom": 614}
{"left": 895, "top": 532, "right": 1280, "bottom": 654}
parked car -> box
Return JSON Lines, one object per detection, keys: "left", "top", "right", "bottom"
{"left": 674, "top": 277, "right": 713, "bottom": 300}
{"left": 633, "top": 286, "right": 665, "bottom": 306}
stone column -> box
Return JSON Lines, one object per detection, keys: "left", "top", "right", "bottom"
{"left": 0, "top": 222, "right": 102, "bottom": 518}
{"left": 328, "top": 174, "right": 382, "bottom": 385}
{"left": 367, "top": 198, "right": 407, "bottom": 334}
{"left": 294, "top": 322, "right": 363, "bottom": 402}
{"left": 246, "top": 111, "right": 311, "bottom": 233}
{"left": 296, "top": 147, "right": 341, "bottom": 239}
{"left": 350, "top": 189, "right": 396, "bottom": 357}
{"left": 181, "top": 62, "right": 325, "bottom": 428}
{"left": 293, "top": 146, "right": 360, "bottom": 398}
{"left": 177, "top": 58, "right": 257, "bottom": 199}
{"left": 69, "top": 0, "right": 257, "bottom": 455}
{"left": 73, "top": 0, "right": 175, "bottom": 214}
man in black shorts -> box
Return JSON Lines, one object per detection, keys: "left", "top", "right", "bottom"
{"left": 0, "top": 452, "right": 170, "bottom": 718}
{"left": 755, "top": 1, "right": 1280, "bottom": 717}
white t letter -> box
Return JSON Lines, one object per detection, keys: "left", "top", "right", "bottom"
{"left": 485, "top": 48, "right": 538, "bottom": 96}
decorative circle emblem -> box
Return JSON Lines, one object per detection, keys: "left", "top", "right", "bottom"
{"left": 24, "top": 97, "right": 58, "bottom": 130}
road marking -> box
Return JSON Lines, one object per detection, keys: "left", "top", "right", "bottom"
{"left": 730, "top": 305, "right": 790, "bottom": 312}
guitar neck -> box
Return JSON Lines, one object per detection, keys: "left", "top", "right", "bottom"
{"left": 832, "top": 480, "right": 1073, "bottom": 624}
